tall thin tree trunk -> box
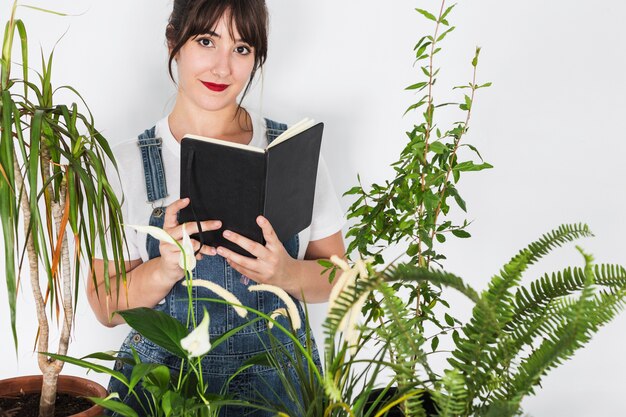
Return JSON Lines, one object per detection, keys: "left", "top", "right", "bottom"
{"left": 15, "top": 147, "right": 73, "bottom": 417}
{"left": 14, "top": 155, "right": 55, "bottom": 417}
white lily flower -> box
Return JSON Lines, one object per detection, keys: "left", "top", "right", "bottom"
{"left": 127, "top": 224, "right": 177, "bottom": 245}
{"left": 268, "top": 308, "right": 288, "bottom": 329}
{"left": 180, "top": 309, "right": 211, "bottom": 358}
{"left": 178, "top": 223, "right": 196, "bottom": 272}
{"left": 183, "top": 279, "right": 248, "bottom": 318}
{"left": 126, "top": 224, "right": 195, "bottom": 273}
{"left": 248, "top": 284, "right": 301, "bottom": 330}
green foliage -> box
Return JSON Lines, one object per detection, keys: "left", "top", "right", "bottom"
{"left": 336, "top": 2, "right": 626, "bottom": 416}
{"left": 48, "top": 307, "right": 226, "bottom": 417}
{"left": 344, "top": 2, "right": 492, "bottom": 273}
{"left": 318, "top": 225, "right": 626, "bottom": 417}
{"left": 0, "top": 5, "right": 127, "bottom": 416}
{"left": 0, "top": 3, "right": 127, "bottom": 349}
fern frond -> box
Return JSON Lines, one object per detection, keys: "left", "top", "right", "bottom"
{"left": 385, "top": 263, "right": 479, "bottom": 303}
{"left": 511, "top": 263, "right": 626, "bottom": 326}
{"left": 484, "top": 223, "right": 593, "bottom": 324}
{"left": 433, "top": 369, "right": 468, "bottom": 417}
{"left": 493, "top": 249, "right": 626, "bottom": 407}
{"left": 444, "top": 225, "right": 593, "bottom": 411}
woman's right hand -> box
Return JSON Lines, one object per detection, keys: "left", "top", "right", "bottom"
{"left": 158, "top": 198, "right": 221, "bottom": 285}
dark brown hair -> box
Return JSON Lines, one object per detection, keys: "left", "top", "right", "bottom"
{"left": 166, "top": 0, "right": 269, "bottom": 99}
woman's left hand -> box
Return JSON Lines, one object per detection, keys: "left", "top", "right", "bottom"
{"left": 217, "top": 215, "right": 297, "bottom": 290}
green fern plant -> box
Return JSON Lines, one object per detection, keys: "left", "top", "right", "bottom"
{"left": 331, "top": 224, "right": 626, "bottom": 416}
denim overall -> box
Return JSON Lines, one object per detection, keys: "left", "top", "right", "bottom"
{"left": 108, "top": 119, "right": 321, "bottom": 417}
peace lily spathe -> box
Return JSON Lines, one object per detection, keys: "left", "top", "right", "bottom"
{"left": 180, "top": 309, "right": 211, "bottom": 357}
{"left": 127, "top": 223, "right": 196, "bottom": 272}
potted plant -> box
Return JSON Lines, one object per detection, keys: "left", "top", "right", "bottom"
{"left": 336, "top": 1, "right": 626, "bottom": 416}
{"left": 0, "top": 3, "right": 126, "bottom": 416}
{"left": 49, "top": 247, "right": 390, "bottom": 417}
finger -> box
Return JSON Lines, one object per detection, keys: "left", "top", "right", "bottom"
{"left": 159, "top": 240, "right": 180, "bottom": 255}
{"left": 197, "top": 243, "right": 217, "bottom": 256}
{"left": 217, "top": 246, "right": 261, "bottom": 273}
{"left": 167, "top": 220, "right": 222, "bottom": 241}
{"left": 257, "top": 216, "right": 279, "bottom": 247}
{"left": 163, "top": 198, "right": 190, "bottom": 228}
{"left": 195, "top": 244, "right": 216, "bottom": 260}
{"left": 187, "top": 220, "right": 222, "bottom": 236}
{"left": 190, "top": 239, "right": 217, "bottom": 257}
{"left": 226, "top": 258, "right": 259, "bottom": 283}
{"left": 222, "top": 229, "right": 267, "bottom": 259}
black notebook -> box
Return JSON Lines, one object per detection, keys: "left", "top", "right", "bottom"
{"left": 179, "top": 119, "right": 324, "bottom": 258}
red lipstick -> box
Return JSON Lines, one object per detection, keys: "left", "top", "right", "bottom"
{"left": 202, "top": 81, "right": 229, "bottom": 92}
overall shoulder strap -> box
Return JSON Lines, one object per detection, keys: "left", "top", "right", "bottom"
{"left": 264, "top": 118, "right": 288, "bottom": 144}
{"left": 136, "top": 126, "right": 169, "bottom": 203}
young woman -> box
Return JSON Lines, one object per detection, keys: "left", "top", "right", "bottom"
{"left": 87, "top": 0, "right": 345, "bottom": 415}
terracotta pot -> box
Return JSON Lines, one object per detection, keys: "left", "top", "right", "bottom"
{"left": 0, "top": 374, "right": 107, "bottom": 417}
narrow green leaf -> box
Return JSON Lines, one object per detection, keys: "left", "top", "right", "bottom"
{"left": 46, "top": 352, "right": 127, "bottom": 382}
{"left": 453, "top": 161, "right": 494, "bottom": 172}
{"left": 405, "top": 81, "right": 428, "bottom": 91}
{"left": 447, "top": 186, "right": 467, "bottom": 212}
{"left": 415, "top": 8, "right": 437, "bottom": 22}
{"left": 18, "top": 5, "right": 69, "bottom": 17}
{"left": 407, "top": 243, "right": 419, "bottom": 257}
{"left": 431, "top": 336, "right": 440, "bottom": 352}
{"left": 437, "top": 26, "right": 456, "bottom": 43}
{"left": 440, "top": 4, "right": 457, "bottom": 23}
{"left": 429, "top": 141, "right": 447, "bottom": 155}
{"left": 451, "top": 229, "right": 471, "bottom": 238}
{"left": 14, "top": 20, "right": 28, "bottom": 99}
{"left": 472, "top": 46, "right": 482, "bottom": 67}
{"left": 89, "top": 395, "right": 138, "bottom": 417}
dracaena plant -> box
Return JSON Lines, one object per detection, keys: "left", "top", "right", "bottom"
{"left": 0, "top": 3, "right": 126, "bottom": 417}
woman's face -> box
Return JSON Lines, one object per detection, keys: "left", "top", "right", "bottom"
{"left": 175, "top": 13, "right": 255, "bottom": 113}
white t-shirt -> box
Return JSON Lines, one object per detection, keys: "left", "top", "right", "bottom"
{"left": 97, "top": 111, "right": 345, "bottom": 261}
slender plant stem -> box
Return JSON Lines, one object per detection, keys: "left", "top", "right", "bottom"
{"left": 426, "top": 59, "right": 479, "bottom": 265}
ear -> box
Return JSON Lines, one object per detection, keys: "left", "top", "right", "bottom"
{"left": 166, "top": 24, "right": 177, "bottom": 56}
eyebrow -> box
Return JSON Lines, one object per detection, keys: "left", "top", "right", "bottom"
{"left": 203, "top": 30, "right": 246, "bottom": 44}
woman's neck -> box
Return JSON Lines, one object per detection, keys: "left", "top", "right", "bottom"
{"left": 168, "top": 100, "right": 253, "bottom": 144}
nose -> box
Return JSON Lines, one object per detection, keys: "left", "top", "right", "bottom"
{"left": 211, "top": 49, "right": 231, "bottom": 79}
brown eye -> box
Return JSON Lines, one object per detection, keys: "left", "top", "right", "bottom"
{"left": 235, "top": 45, "right": 251, "bottom": 55}
{"left": 197, "top": 38, "right": 214, "bottom": 47}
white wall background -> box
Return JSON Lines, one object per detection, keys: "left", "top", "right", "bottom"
{"left": 0, "top": 1, "right": 625, "bottom": 416}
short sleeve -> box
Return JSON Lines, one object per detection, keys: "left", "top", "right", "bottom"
{"left": 92, "top": 143, "right": 142, "bottom": 261}
{"left": 308, "top": 156, "right": 346, "bottom": 241}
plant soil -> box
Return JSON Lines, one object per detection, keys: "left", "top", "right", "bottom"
{"left": 0, "top": 392, "right": 93, "bottom": 417}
